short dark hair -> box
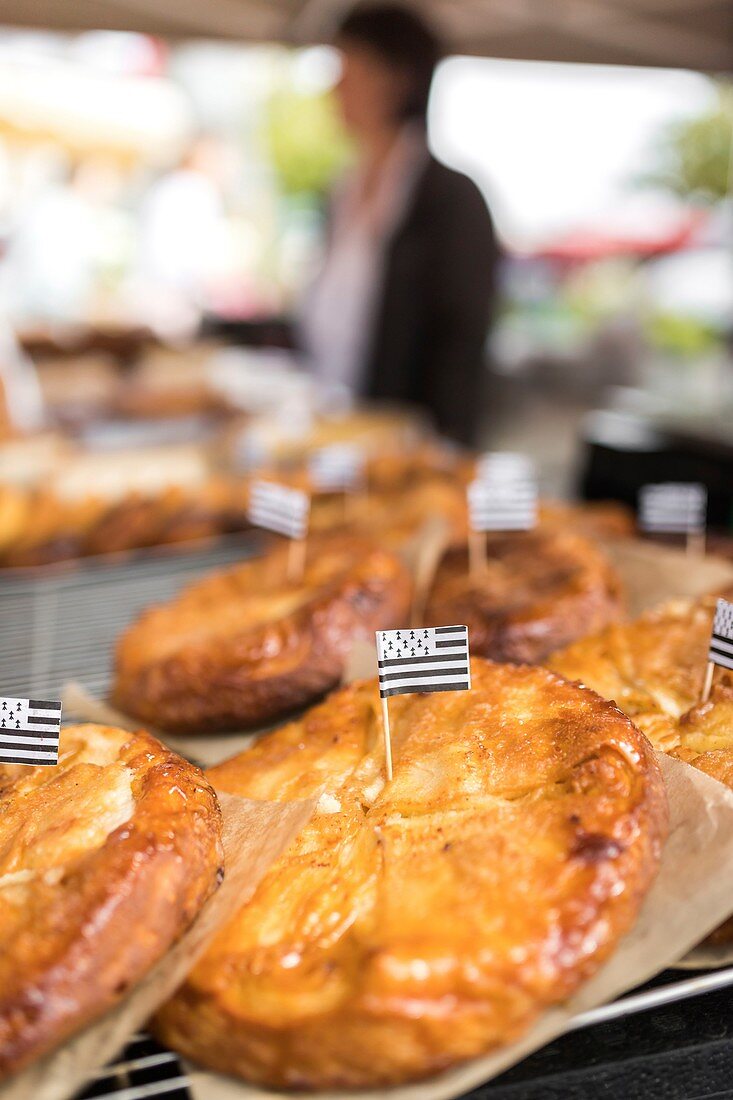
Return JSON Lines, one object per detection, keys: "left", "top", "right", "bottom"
{"left": 336, "top": 3, "right": 443, "bottom": 124}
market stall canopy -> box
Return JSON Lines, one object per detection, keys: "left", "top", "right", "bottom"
{"left": 0, "top": 0, "right": 731, "bottom": 71}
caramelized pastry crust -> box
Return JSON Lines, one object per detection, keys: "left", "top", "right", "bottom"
{"left": 425, "top": 529, "right": 623, "bottom": 664}
{"left": 548, "top": 590, "right": 733, "bottom": 944}
{"left": 155, "top": 660, "right": 666, "bottom": 1088}
{"left": 113, "top": 535, "right": 411, "bottom": 733}
{"left": 0, "top": 724, "right": 223, "bottom": 1079}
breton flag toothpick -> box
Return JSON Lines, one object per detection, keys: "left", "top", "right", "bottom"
{"left": 476, "top": 451, "right": 534, "bottom": 482}
{"left": 702, "top": 597, "right": 733, "bottom": 701}
{"left": 248, "top": 479, "right": 310, "bottom": 539}
{"left": 638, "top": 482, "right": 707, "bottom": 555}
{"left": 234, "top": 429, "right": 270, "bottom": 473}
{"left": 0, "top": 697, "right": 61, "bottom": 766}
{"left": 309, "top": 444, "right": 366, "bottom": 493}
{"left": 468, "top": 477, "right": 537, "bottom": 532}
{"left": 248, "top": 479, "right": 310, "bottom": 580}
{"left": 375, "top": 625, "right": 470, "bottom": 780}
{"left": 467, "top": 475, "right": 537, "bottom": 578}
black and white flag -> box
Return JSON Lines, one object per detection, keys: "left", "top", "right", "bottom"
{"left": 709, "top": 598, "right": 733, "bottom": 672}
{"left": 309, "top": 444, "right": 365, "bottom": 493}
{"left": 376, "top": 625, "right": 470, "bottom": 699}
{"left": 638, "top": 482, "right": 707, "bottom": 535}
{"left": 0, "top": 697, "right": 61, "bottom": 766}
{"left": 248, "top": 480, "right": 310, "bottom": 540}
{"left": 233, "top": 429, "right": 270, "bottom": 473}
{"left": 468, "top": 476, "right": 537, "bottom": 533}
{"left": 76, "top": 1032, "right": 191, "bottom": 1100}
{"left": 476, "top": 451, "right": 534, "bottom": 482}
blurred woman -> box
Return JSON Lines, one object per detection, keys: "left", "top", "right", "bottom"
{"left": 301, "top": 2, "right": 499, "bottom": 444}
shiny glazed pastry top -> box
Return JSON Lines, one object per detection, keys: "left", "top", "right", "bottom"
{"left": 155, "top": 658, "right": 667, "bottom": 1089}
{"left": 548, "top": 590, "right": 733, "bottom": 783}
{"left": 0, "top": 723, "right": 223, "bottom": 1079}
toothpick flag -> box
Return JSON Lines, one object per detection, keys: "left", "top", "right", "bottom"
{"left": 376, "top": 626, "right": 471, "bottom": 698}
{"left": 234, "top": 429, "right": 270, "bottom": 473}
{"left": 248, "top": 480, "right": 310, "bottom": 540}
{"left": 375, "top": 626, "right": 471, "bottom": 782}
{"left": 701, "top": 597, "right": 733, "bottom": 702}
{"left": 309, "top": 444, "right": 365, "bottom": 493}
{"left": 638, "top": 482, "right": 707, "bottom": 535}
{"left": 476, "top": 451, "right": 534, "bottom": 482}
{"left": 0, "top": 697, "right": 61, "bottom": 766}
{"left": 709, "top": 598, "right": 733, "bottom": 672}
{"left": 468, "top": 476, "right": 537, "bottom": 533}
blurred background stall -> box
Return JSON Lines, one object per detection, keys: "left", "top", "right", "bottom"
{"left": 0, "top": 0, "right": 729, "bottom": 514}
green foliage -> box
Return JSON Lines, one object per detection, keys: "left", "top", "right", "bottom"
{"left": 264, "top": 89, "right": 351, "bottom": 198}
{"left": 646, "top": 312, "right": 720, "bottom": 356}
{"left": 643, "top": 84, "right": 733, "bottom": 202}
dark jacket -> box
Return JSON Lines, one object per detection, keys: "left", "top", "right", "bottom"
{"left": 359, "top": 154, "right": 499, "bottom": 445}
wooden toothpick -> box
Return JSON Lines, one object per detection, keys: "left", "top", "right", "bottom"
{"left": 381, "top": 696, "right": 393, "bottom": 782}
{"left": 286, "top": 537, "right": 307, "bottom": 583}
{"left": 686, "top": 529, "right": 706, "bottom": 558}
{"left": 701, "top": 660, "right": 715, "bottom": 703}
{"left": 468, "top": 528, "right": 487, "bottom": 581}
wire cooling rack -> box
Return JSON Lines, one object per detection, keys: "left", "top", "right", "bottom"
{"left": 0, "top": 536, "right": 260, "bottom": 703}
{"left": 1, "top": 539, "right": 733, "bottom": 1098}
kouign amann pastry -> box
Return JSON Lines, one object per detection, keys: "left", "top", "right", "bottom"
{"left": 425, "top": 529, "right": 622, "bottom": 664}
{"left": 0, "top": 723, "right": 222, "bottom": 1078}
{"left": 548, "top": 591, "right": 733, "bottom": 942}
{"left": 155, "top": 659, "right": 666, "bottom": 1088}
{"left": 113, "top": 534, "right": 411, "bottom": 733}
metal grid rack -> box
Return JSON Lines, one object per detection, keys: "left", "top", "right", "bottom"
{"left": 0, "top": 537, "right": 259, "bottom": 703}
{"left": 1, "top": 541, "right": 733, "bottom": 1099}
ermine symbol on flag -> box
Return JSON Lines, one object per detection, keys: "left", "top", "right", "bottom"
{"left": 376, "top": 625, "right": 470, "bottom": 699}
{"left": 0, "top": 697, "right": 61, "bottom": 766}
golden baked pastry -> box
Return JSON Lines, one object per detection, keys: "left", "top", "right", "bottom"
{"left": 548, "top": 590, "right": 733, "bottom": 944}
{"left": 540, "top": 499, "right": 635, "bottom": 541}
{"left": 425, "top": 529, "right": 623, "bottom": 664}
{"left": 309, "top": 478, "right": 467, "bottom": 549}
{"left": 155, "top": 660, "right": 667, "bottom": 1089}
{"left": 0, "top": 723, "right": 222, "bottom": 1078}
{"left": 547, "top": 592, "right": 733, "bottom": 758}
{"left": 0, "top": 486, "right": 30, "bottom": 554}
{"left": 113, "top": 534, "right": 411, "bottom": 733}
{"left": 1, "top": 492, "right": 107, "bottom": 568}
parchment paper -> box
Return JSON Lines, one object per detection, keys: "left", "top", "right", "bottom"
{"left": 169, "top": 753, "right": 733, "bottom": 1100}
{"left": 62, "top": 682, "right": 258, "bottom": 768}
{"left": 600, "top": 537, "right": 733, "bottom": 616}
{"left": 0, "top": 792, "right": 315, "bottom": 1100}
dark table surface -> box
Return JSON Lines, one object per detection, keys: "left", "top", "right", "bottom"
{"left": 464, "top": 970, "right": 733, "bottom": 1099}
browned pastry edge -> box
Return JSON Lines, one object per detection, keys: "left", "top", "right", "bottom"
{"left": 154, "top": 663, "right": 667, "bottom": 1088}
{"left": 426, "top": 530, "right": 623, "bottom": 664}
{"left": 0, "top": 725, "right": 223, "bottom": 1080}
{"left": 112, "top": 538, "right": 412, "bottom": 734}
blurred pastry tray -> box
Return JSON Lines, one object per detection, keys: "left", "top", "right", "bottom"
{"left": 1, "top": 544, "right": 732, "bottom": 1099}
{"left": 0, "top": 528, "right": 261, "bottom": 584}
